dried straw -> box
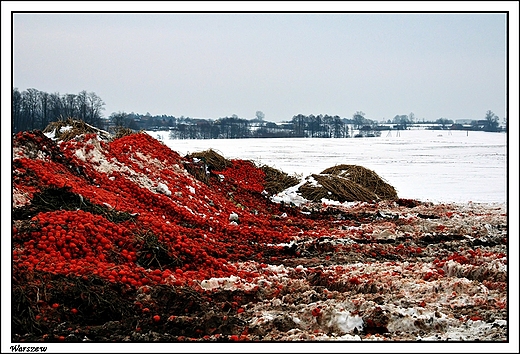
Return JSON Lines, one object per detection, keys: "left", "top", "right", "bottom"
{"left": 186, "top": 149, "right": 232, "bottom": 172}
{"left": 184, "top": 149, "right": 232, "bottom": 185}
{"left": 299, "top": 174, "right": 378, "bottom": 203}
{"left": 260, "top": 165, "right": 300, "bottom": 195}
{"left": 43, "top": 117, "right": 111, "bottom": 141}
{"left": 112, "top": 127, "right": 136, "bottom": 140}
{"left": 321, "top": 164, "right": 397, "bottom": 200}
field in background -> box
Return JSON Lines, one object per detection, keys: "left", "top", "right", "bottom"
{"left": 149, "top": 130, "right": 507, "bottom": 204}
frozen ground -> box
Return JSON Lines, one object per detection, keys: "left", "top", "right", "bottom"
{"left": 147, "top": 129, "right": 508, "bottom": 204}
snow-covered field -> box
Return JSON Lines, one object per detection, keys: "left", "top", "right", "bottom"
{"left": 147, "top": 129, "right": 508, "bottom": 204}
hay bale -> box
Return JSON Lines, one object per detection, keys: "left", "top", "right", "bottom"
{"left": 43, "top": 117, "right": 111, "bottom": 141}
{"left": 186, "top": 149, "right": 232, "bottom": 172}
{"left": 321, "top": 164, "right": 398, "bottom": 200}
{"left": 260, "top": 165, "right": 300, "bottom": 195}
{"left": 298, "top": 174, "right": 377, "bottom": 203}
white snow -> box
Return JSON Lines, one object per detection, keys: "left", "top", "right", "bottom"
{"left": 270, "top": 182, "right": 309, "bottom": 206}
{"left": 200, "top": 276, "right": 241, "bottom": 290}
{"left": 156, "top": 182, "right": 172, "bottom": 196}
{"left": 327, "top": 310, "right": 364, "bottom": 333}
{"left": 147, "top": 129, "right": 507, "bottom": 204}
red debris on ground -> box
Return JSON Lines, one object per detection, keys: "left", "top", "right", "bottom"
{"left": 12, "top": 129, "right": 508, "bottom": 342}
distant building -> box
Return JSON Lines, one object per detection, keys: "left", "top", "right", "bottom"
{"left": 455, "top": 119, "right": 475, "bottom": 124}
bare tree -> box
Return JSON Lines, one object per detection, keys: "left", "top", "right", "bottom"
{"left": 393, "top": 114, "right": 410, "bottom": 129}
{"left": 38, "top": 91, "right": 51, "bottom": 129}
{"left": 12, "top": 88, "right": 106, "bottom": 133}
{"left": 353, "top": 111, "right": 366, "bottom": 129}
{"left": 49, "top": 92, "right": 64, "bottom": 121}
{"left": 62, "top": 94, "right": 77, "bottom": 119}
{"left": 21, "top": 88, "right": 40, "bottom": 131}
{"left": 484, "top": 110, "right": 499, "bottom": 132}
{"left": 109, "top": 111, "right": 129, "bottom": 129}
{"left": 76, "top": 91, "right": 89, "bottom": 123}
{"left": 436, "top": 118, "right": 452, "bottom": 129}
{"left": 12, "top": 88, "right": 23, "bottom": 131}
{"left": 87, "top": 92, "right": 105, "bottom": 127}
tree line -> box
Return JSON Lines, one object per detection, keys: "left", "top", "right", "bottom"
{"left": 108, "top": 110, "right": 506, "bottom": 138}
{"left": 104, "top": 109, "right": 507, "bottom": 139}
{"left": 110, "top": 111, "right": 377, "bottom": 139}
{"left": 12, "top": 88, "right": 105, "bottom": 133}
{"left": 171, "top": 113, "right": 360, "bottom": 139}
{"left": 12, "top": 88, "right": 504, "bottom": 137}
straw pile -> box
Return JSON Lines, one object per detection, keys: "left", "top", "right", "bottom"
{"left": 299, "top": 174, "right": 378, "bottom": 203}
{"left": 111, "top": 126, "right": 136, "bottom": 140}
{"left": 186, "top": 149, "right": 232, "bottom": 171}
{"left": 321, "top": 164, "right": 398, "bottom": 200}
{"left": 184, "top": 149, "right": 232, "bottom": 184}
{"left": 260, "top": 165, "right": 300, "bottom": 195}
{"left": 298, "top": 164, "right": 398, "bottom": 203}
{"left": 43, "top": 117, "right": 111, "bottom": 141}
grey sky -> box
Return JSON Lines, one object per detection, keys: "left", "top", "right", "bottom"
{"left": 12, "top": 12, "right": 507, "bottom": 122}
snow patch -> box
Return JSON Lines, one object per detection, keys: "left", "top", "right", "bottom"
{"left": 156, "top": 182, "right": 172, "bottom": 196}
{"left": 200, "top": 276, "right": 240, "bottom": 291}
{"left": 271, "top": 178, "right": 309, "bottom": 206}
{"left": 327, "top": 310, "right": 364, "bottom": 333}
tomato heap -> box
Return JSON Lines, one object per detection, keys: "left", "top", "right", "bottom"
{"left": 12, "top": 131, "right": 312, "bottom": 289}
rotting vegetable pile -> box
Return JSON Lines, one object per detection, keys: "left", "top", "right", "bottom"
{"left": 12, "top": 125, "right": 508, "bottom": 342}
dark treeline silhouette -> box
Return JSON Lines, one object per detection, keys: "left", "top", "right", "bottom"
{"left": 290, "top": 114, "right": 351, "bottom": 138}
{"left": 13, "top": 88, "right": 504, "bottom": 137}
{"left": 109, "top": 110, "right": 506, "bottom": 138}
{"left": 111, "top": 112, "right": 374, "bottom": 139}
{"left": 12, "top": 88, "right": 105, "bottom": 133}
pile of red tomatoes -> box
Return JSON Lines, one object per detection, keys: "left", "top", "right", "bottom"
{"left": 12, "top": 131, "right": 312, "bottom": 289}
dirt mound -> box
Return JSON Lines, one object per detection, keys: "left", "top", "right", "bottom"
{"left": 12, "top": 186, "right": 136, "bottom": 222}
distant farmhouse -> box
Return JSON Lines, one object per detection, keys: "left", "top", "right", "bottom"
{"left": 455, "top": 119, "right": 474, "bottom": 125}
{"left": 449, "top": 118, "right": 504, "bottom": 132}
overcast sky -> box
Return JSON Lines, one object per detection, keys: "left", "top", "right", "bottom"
{"left": 10, "top": 11, "right": 508, "bottom": 122}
